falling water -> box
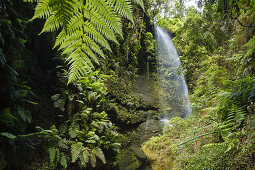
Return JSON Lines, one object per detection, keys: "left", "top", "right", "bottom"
{"left": 155, "top": 26, "right": 192, "bottom": 120}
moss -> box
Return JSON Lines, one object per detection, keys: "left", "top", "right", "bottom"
{"left": 142, "top": 145, "right": 174, "bottom": 170}
{"left": 118, "top": 147, "right": 141, "bottom": 170}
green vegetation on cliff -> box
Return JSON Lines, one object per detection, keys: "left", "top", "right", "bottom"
{"left": 143, "top": 0, "right": 255, "bottom": 169}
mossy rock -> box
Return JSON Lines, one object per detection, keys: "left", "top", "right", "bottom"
{"left": 118, "top": 145, "right": 152, "bottom": 170}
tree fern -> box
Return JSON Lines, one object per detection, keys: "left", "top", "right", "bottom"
{"left": 28, "top": 0, "right": 144, "bottom": 83}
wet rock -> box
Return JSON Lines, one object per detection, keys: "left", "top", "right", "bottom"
{"left": 118, "top": 118, "right": 162, "bottom": 170}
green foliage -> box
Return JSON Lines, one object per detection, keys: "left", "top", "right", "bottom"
{"left": 29, "top": 0, "right": 144, "bottom": 83}
{"left": 0, "top": 132, "right": 17, "bottom": 140}
{"left": 17, "top": 107, "right": 32, "bottom": 123}
{"left": 245, "top": 35, "right": 255, "bottom": 58}
{"left": 71, "top": 142, "right": 83, "bottom": 163}
{"left": 143, "top": 32, "right": 155, "bottom": 56}
{"left": 178, "top": 142, "right": 230, "bottom": 170}
{"left": 144, "top": 1, "right": 255, "bottom": 168}
{"left": 51, "top": 94, "right": 66, "bottom": 112}
{"left": 0, "top": 1, "right": 37, "bottom": 165}
{"left": 35, "top": 70, "right": 120, "bottom": 169}
{"left": 37, "top": 108, "right": 119, "bottom": 169}
{"left": 0, "top": 0, "right": 36, "bottom": 135}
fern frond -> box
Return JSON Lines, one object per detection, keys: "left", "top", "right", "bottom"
{"left": 69, "top": 122, "right": 80, "bottom": 138}
{"left": 108, "top": 0, "right": 133, "bottom": 21}
{"left": 92, "top": 147, "right": 106, "bottom": 164}
{"left": 40, "top": 11, "right": 62, "bottom": 33}
{"left": 68, "top": 58, "right": 91, "bottom": 84}
{"left": 82, "top": 7, "right": 118, "bottom": 43}
{"left": 49, "top": 0, "right": 75, "bottom": 29}
{"left": 61, "top": 39, "right": 82, "bottom": 55}
{"left": 48, "top": 147, "right": 58, "bottom": 167}
{"left": 80, "top": 149, "right": 90, "bottom": 166}
{"left": 60, "top": 152, "right": 68, "bottom": 168}
{"left": 132, "top": 0, "right": 144, "bottom": 11}
{"left": 83, "top": 21, "right": 111, "bottom": 51}
{"left": 30, "top": 0, "right": 143, "bottom": 83}
{"left": 58, "top": 139, "right": 69, "bottom": 149}
{"left": 84, "top": 1, "right": 123, "bottom": 37}
{"left": 90, "top": 151, "right": 96, "bottom": 167}
{"left": 81, "top": 41, "right": 101, "bottom": 63}
{"left": 24, "top": 0, "right": 38, "bottom": 2}
{"left": 71, "top": 142, "right": 84, "bottom": 163}
{"left": 31, "top": 0, "right": 51, "bottom": 20}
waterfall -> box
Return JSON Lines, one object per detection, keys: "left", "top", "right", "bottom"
{"left": 155, "top": 26, "right": 192, "bottom": 119}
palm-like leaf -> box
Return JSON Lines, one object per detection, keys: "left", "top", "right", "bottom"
{"left": 29, "top": 0, "right": 144, "bottom": 83}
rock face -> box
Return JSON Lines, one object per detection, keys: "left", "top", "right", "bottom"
{"left": 109, "top": 75, "right": 163, "bottom": 170}
{"left": 118, "top": 118, "right": 162, "bottom": 170}
{"left": 134, "top": 76, "right": 160, "bottom": 108}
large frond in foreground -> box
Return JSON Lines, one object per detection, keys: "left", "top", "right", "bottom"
{"left": 29, "top": 0, "right": 144, "bottom": 83}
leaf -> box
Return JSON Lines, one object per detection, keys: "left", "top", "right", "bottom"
{"left": 71, "top": 142, "right": 84, "bottom": 163}
{"left": 132, "top": 0, "right": 144, "bottom": 10}
{"left": 68, "top": 94, "right": 75, "bottom": 101}
{"left": 69, "top": 122, "right": 79, "bottom": 138}
{"left": 51, "top": 94, "right": 61, "bottom": 100}
{"left": 26, "top": 100, "right": 38, "bottom": 105}
{"left": 60, "top": 152, "right": 68, "bottom": 168}
{"left": 48, "top": 147, "right": 57, "bottom": 167}
{"left": 59, "top": 123, "right": 68, "bottom": 134}
{"left": 76, "top": 100, "right": 84, "bottom": 104}
{"left": 90, "top": 151, "right": 96, "bottom": 167}
{"left": 29, "top": 0, "right": 143, "bottom": 83}
{"left": 93, "top": 147, "right": 106, "bottom": 164}
{"left": 0, "top": 108, "right": 17, "bottom": 128}
{"left": 80, "top": 149, "right": 90, "bottom": 166}
{"left": 85, "top": 140, "right": 96, "bottom": 144}
{"left": 0, "top": 132, "right": 16, "bottom": 140}
{"left": 58, "top": 139, "right": 69, "bottom": 149}
{"left": 17, "top": 107, "right": 32, "bottom": 123}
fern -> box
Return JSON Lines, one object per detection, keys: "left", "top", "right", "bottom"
{"left": 71, "top": 142, "right": 84, "bottom": 163}
{"left": 90, "top": 150, "right": 97, "bottom": 167}
{"left": 60, "top": 152, "right": 68, "bottom": 168}
{"left": 80, "top": 149, "right": 90, "bottom": 166}
{"left": 48, "top": 147, "right": 60, "bottom": 167}
{"left": 29, "top": 0, "right": 144, "bottom": 83}
{"left": 0, "top": 108, "right": 16, "bottom": 129}
{"left": 69, "top": 122, "right": 80, "bottom": 138}
{"left": 245, "top": 35, "right": 255, "bottom": 58}
{"left": 58, "top": 139, "right": 69, "bottom": 149}
{"left": 132, "top": 0, "right": 144, "bottom": 10}
{"left": 225, "top": 103, "right": 246, "bottom": 130}
{"left": 93, "top": 147, "right": 106, "bottom": 164}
